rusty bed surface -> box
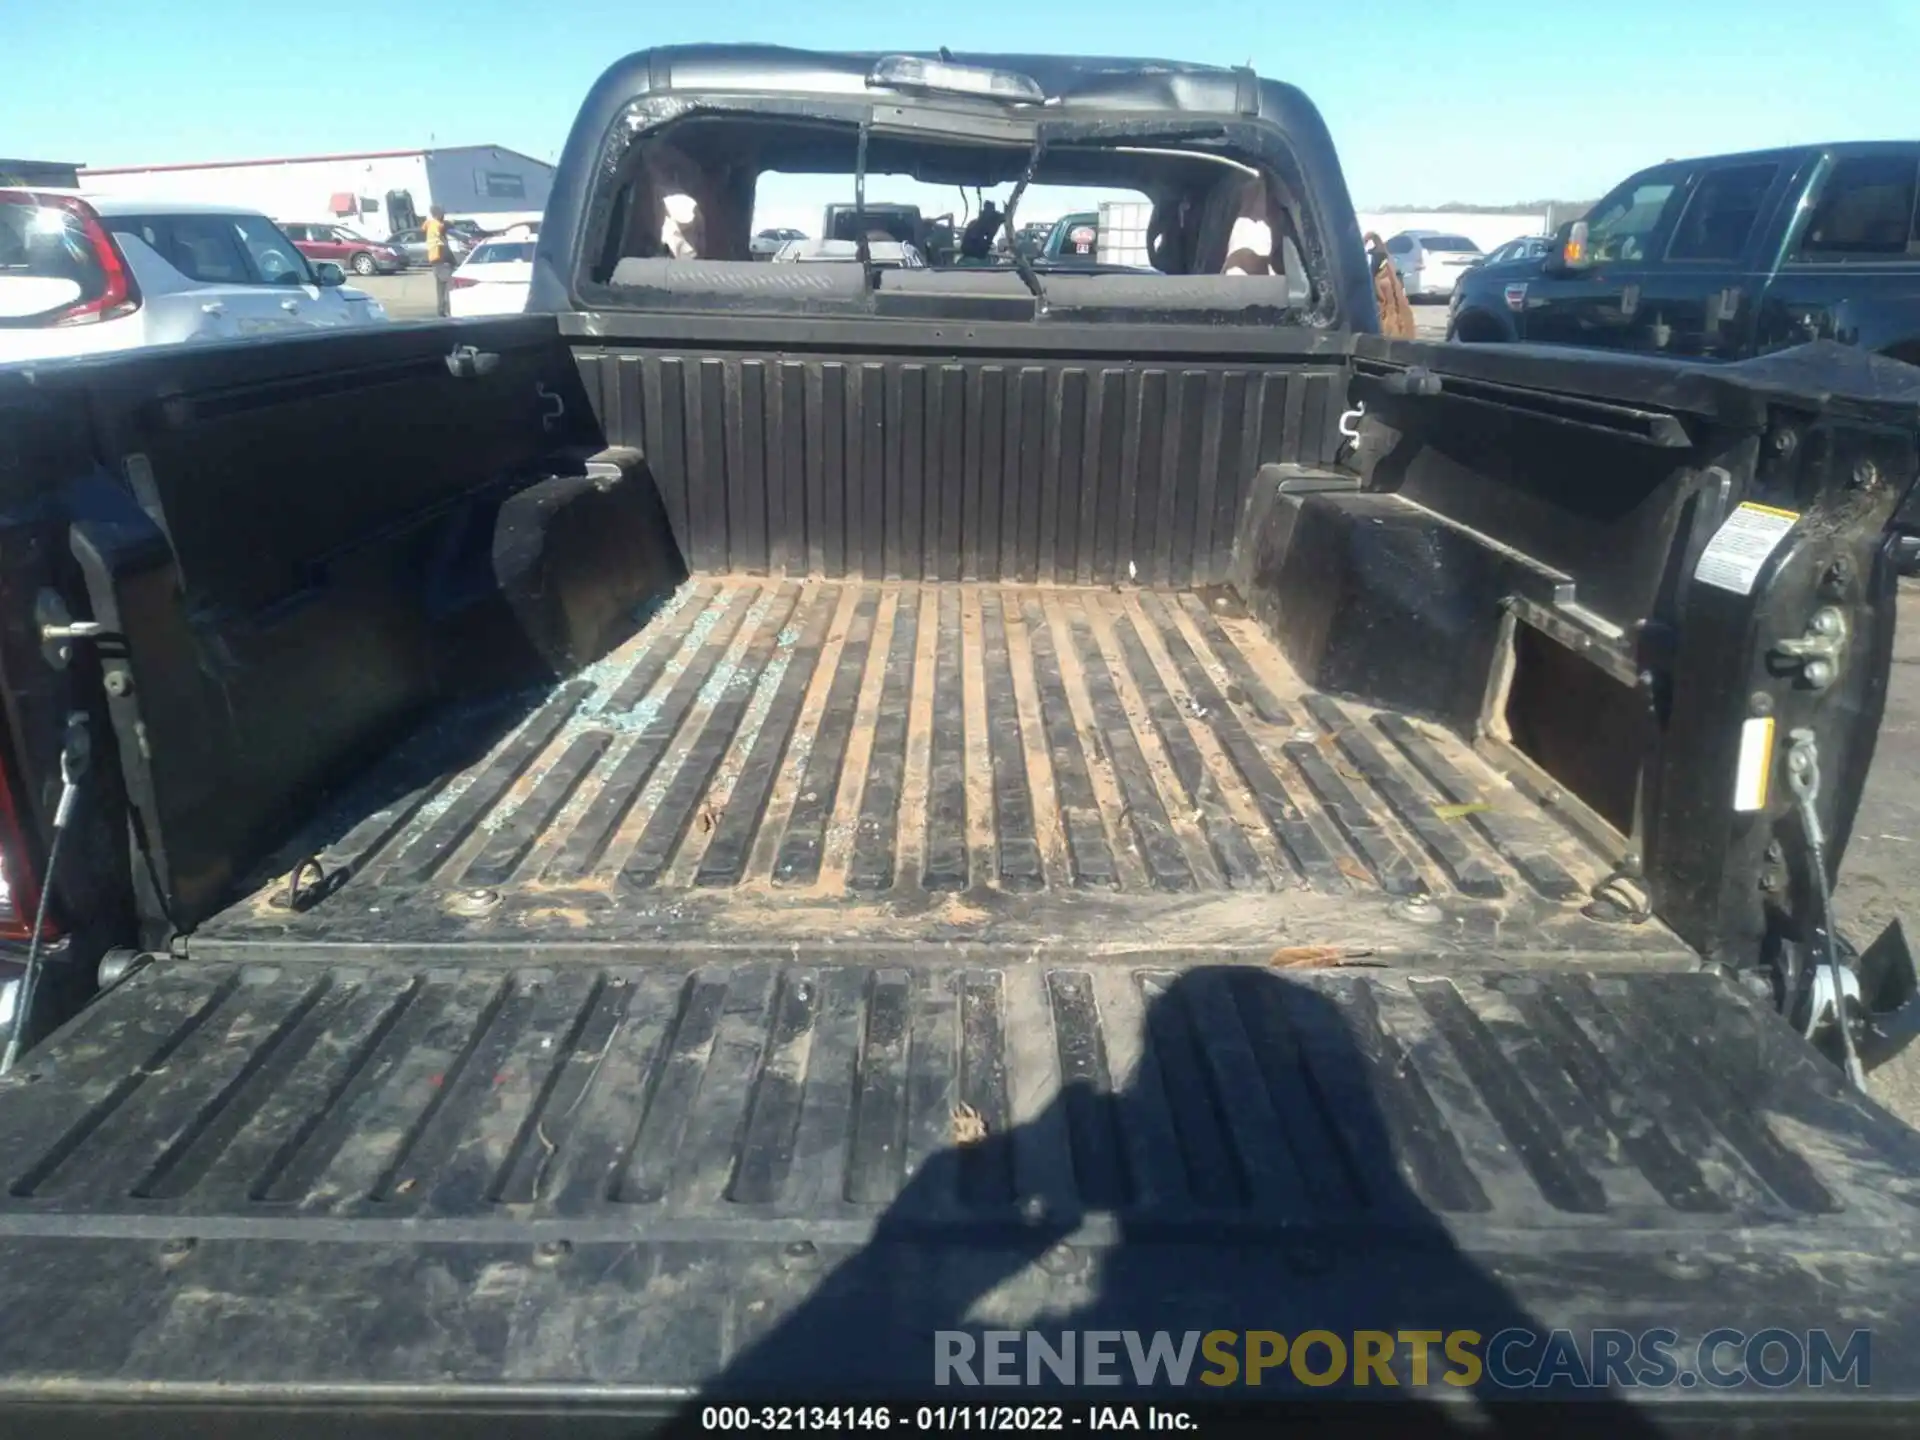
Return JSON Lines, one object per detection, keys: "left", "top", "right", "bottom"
{"left": 200, "top": 580, "right": 1688, "bottom": 960}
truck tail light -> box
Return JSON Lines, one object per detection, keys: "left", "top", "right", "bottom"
{"left": 0, "top": 189, "right": 140, "bottom": 329}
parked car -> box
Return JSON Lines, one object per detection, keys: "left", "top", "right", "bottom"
{"left": 1473, "top": 234, "right": 1552, "bottom": 269}
{"left": 1009, "top": 219, "right": 1052, "bottom": 256}
{"left": 1384, "top": 230, "right": 1483, "bottom": 300}
{"left": 386, "top": 225, "right": 472, "bottom": 267}
{"left": 1042, "top": 211, "right": 1100, "bottom": 261}
{"left": 821, "top": 202, "right": 920, "bottom": 245}
{"left": 279, "top": 221, "right": 406, "bottom": 275}
{"left": 750, "top": 227, "right": 807, "bottom": 259}
{"left": 1447, "top": 143, "right": 1920, "bottom": 362}
{"left": 0, "top": 191, "right": 386, "bottom": 362}
{"left": 770, "top": 236, "right": 926, "bottom": 267}
{"left": 447, "top": 236, "right": 535, "bottom": 316}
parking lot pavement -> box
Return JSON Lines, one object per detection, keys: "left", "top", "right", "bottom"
{"left": 351, "top": 270, "right": 441, "bottom": 321}
{"left": 1413, "top": 302, "right": 1451, "bottom": 338}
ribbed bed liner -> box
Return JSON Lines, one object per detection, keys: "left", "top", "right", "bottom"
{"left": 202, "top": 579, "right": 1687, "bottom": 960}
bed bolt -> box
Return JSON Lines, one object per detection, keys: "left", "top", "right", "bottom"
{"left": 1761, "top": 839, "right": 1785, "bottom": 893}
{"left": 1850, "top": 458, "right": 1879, "bottom": 490}
{"left": 159, "top": 1237, "right": 197, "bottom": 1266}
{"left": 103, "top": 671, "right": 131, "bottom": 697}
{"left": 449, "top": 888, "right": 501, "bottom": 916}
{"left": 1750, "top": 691, "right": 1774, "bottom": 717}
{"left": 533, "top": 1239, "right": 572, "bottom": 1266}
{"left": 780, "top": 1240, "right": 819, "bottom": 1270}
{"left": 1393, "top": 894, "right": 1441, "bottom": 924}
{"left": 1770, "top": 427, "right": 1798, "bottom": 457}
{"left": 1039, "top": 1243, "right": 1081, "bottom": 1276}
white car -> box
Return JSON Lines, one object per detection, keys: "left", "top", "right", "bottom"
{"left": 0, "top": 190, "right": 386, "bottom": 363}
{"left": 1478, "top": 234, "right": 1552, "bottom": 268}
{"left": 1384, "top": 230, "right": 1484, "bottom": 300}
{"left": 448, "top": 238, "right": 535, "bottom": 317}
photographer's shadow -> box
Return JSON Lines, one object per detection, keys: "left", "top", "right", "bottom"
{"left": 670, "top": 965, "right": 1663, "bottom": 1436}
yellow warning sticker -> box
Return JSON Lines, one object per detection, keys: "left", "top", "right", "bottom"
{"left": 1695, "top": 502, "right": 1801, "bottom": 596}
{"left": 1733, "top": 715, "right": 1776, "bottom": 813}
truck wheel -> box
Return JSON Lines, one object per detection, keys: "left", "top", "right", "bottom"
{"left": 351, "top": 252, "right": 376, "bottom": 276}
{"left": 1450, "top": 312, "right": 1509, "bottom": 344}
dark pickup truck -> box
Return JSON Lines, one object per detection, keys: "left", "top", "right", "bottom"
{"left": 1449, "top": 142, "right": 1920, "bottom": 362}
{"left": 3, "top": 46, "right": 1920, "bottom": 1434}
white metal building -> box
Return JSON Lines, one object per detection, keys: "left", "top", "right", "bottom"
{"left": 76, "top": 146, "right": 553, "bottom": 241}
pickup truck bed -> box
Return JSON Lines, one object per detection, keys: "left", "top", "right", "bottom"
{"left": 198, "top": 575, "right": 1676, "bottom": 961}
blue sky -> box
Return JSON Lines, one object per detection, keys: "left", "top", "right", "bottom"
{"left": 8, "top": 0, "right": 1913, "bottom": 207}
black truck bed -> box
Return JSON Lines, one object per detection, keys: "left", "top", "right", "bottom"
{"left": 199, "top": 578, "right": 1686, "bottom": 964}
{"left": 1, "top": 953, "right": 1919, "bottom": 1430}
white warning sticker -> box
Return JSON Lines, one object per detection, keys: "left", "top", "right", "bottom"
{"left": 1694, "top": 502, "right": 1801, "bottom": 595}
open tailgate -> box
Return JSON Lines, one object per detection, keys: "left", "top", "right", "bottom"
{"left": 0, "top": 954, "right": 1916, "bottom": 1433}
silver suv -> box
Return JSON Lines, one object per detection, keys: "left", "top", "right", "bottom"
{"left": 1385, "top": 229, "right": 1484, "bottom": 300}
{"left": 0, "top": 192, "right": 387, "bottom": 363}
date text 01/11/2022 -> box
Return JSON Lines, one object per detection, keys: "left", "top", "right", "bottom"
{"left": 698, "top": 1405, "right": 1196, "bottom": 1431}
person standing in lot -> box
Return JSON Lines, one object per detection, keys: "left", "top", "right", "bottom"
{"left": 1364, "top": 231, "right": 1416, "bottom": 339}
{"left": 959, "top": 201, "right": 1002, "bottom": 261}
{"left": 426, "top": 206, "right": 454, "bottom": 316}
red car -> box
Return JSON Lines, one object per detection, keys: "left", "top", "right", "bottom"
{"left": 278, "top": 221, "right": 406, "bottom": 275}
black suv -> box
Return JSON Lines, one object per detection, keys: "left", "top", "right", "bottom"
{"left": 1448, "top": 142, "right": 1920, "bottom": 364}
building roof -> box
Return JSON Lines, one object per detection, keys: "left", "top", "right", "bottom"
{"left": 9, "top": 190, "right": 279, "bottom": 218}
{"left": 80, "top": 144, "right": 553, "bottom": 177}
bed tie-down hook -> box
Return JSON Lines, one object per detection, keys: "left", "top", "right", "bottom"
{"left": 445, "top": 345, "right": 499, "bottom": 379}
{"left": 536, "top": 382, "right": 566, "bottom": 432}
{"left": 35, "top": 590, "right": 108, "bottom": 671}
{"left": 1, "top": 713, "right": 89, "bottom": 1076}
{"left": 1785, "top": 729, "right": 1867, "bottom": 1090}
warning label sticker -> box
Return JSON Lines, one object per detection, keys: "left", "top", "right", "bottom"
{"left": 1694, "top": 502, "right": 1801, "bottom": 595}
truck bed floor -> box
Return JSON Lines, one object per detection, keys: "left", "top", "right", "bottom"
{"left": 202, "top": 579, "right": 1686, "bottom": 962}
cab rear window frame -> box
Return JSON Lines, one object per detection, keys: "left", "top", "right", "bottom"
{"left": 572, "top": 95, "right": 1345, "bottom": 330}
